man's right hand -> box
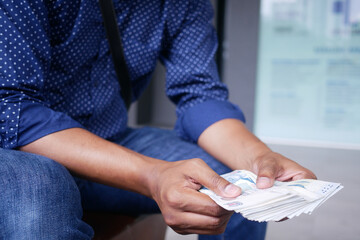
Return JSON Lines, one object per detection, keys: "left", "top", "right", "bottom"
{"left": 147, "top": 158, "right": 241, "bottom": 235}
{"left": 20, "top": 128, "right": 241, "bottom": 235}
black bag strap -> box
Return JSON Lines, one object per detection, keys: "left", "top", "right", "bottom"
{"left": 99, "top": 0, "right": 132, "bottom": 110}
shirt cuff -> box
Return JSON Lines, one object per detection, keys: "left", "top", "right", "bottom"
{"left": 175, "top": 100, "right": 246, "bottom": 142}
{"left": 17, "top": 102, "right": 84, "bottom": 147}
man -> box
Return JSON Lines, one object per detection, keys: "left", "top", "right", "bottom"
{"left": 0, "top": 0, "right": 316, "bottom": 239}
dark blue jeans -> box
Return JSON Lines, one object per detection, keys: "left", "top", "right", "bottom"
{"left": 0, "top": 127, "right": 266, "bottom": 239}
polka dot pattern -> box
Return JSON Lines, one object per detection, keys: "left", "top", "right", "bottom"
{"left": 0, "top": 0, "right": 230, "bottom": 149}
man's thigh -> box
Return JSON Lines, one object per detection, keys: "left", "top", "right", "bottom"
{"left": 117, "top": 127, "right": 231, "bottom": 174}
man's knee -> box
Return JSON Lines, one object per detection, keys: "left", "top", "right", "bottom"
{"left": 0, "top": 149, "right": 79, "bottom": 201}
{"left": 0, "top": 149, "right": 92, "bottom": 239}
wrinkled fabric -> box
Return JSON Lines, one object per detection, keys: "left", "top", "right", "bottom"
{"left": 0, "top": 0, "right": 245, "bottom": 149}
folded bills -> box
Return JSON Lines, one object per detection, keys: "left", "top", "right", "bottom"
{"left": 200, "top": 170, "right": 343, "bottom": 222}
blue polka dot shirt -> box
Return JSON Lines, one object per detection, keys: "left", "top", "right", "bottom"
{"left": 0, "top": 0, "right": 245, "bottom": 149}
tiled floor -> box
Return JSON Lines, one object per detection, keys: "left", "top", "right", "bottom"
{"left": 165, "top": 145, "right": 360, "bottom": 240}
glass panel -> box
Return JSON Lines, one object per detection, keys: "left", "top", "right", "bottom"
{"left": 254, "top": 0, "right": 360, "bottom": 148}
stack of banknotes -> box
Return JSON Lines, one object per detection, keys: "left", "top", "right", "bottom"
{"left": 200, "top": 170, "right": 343, "bottom": 222}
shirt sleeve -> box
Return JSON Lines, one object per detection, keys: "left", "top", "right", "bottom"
{"left": 0, "top": 1, "right": 83, "bottom": 149}
{"left": 160, "top": 0, "right": 245, "bottom": 142}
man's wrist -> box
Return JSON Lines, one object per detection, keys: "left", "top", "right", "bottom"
{"left": 238, "top": 140, "right": 273, "bottom": 171}
{"left": 198, "top": 118, "right": 273, "bottom": 171}
{"left": 141, "top": 157, "right": 167, "bottom": 199}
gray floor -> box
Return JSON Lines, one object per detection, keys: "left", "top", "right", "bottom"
{"left": 265, "top": 144, "right": 359, "bottom": 240}
{"left": 165, "top": 144, "right": 360, "bottom": 240}
{"left": 165, "top": 229, "right": 197, "bottom": 240}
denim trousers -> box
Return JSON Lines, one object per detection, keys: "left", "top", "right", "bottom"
{"left": 0, "top": 127, "right": 266, "bottom": 240}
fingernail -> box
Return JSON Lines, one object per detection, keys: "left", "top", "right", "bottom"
{"left": 257, "top": 177, "right": 271, "bottom": 188}
{"left": 224, "top": 184, "right": 241, "bottom": 195}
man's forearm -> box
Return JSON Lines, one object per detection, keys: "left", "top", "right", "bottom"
{"left": 19, "top": 127, "right": 244, "bottom": 235}
{"left": 198, "top": 118, "right": 316, "bottom": 187}
{"left": 20, "top": 128, "right": 161, "bottom": 197}
{"left": 198, "top": 119, "right": 271, "bottom": 171}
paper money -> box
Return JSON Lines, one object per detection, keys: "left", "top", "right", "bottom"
{"left": 200, "top": 170, "right": 343, "bottom": 222}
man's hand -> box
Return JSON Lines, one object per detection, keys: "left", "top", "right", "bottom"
{"left": 252, "top": 151, "right": 316, "bottom": 189}
{"left": 198, "top": 119, "right": 317, "bottom": 190}
{"left": 148, "top": 158, "right": 241, "bottom": 235}
{"left": 21, "top": 128, "right": 241, "bottom": 235}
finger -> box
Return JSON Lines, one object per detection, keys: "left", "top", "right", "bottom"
{"left": 175, "top": 218, "right": 229, "bottom": 235}
{"left": 276, "top": 165, "right": 317, "bottom": 181}
{"left": 292, "top": 171, "right": 317, "bottom": 180}
{"left": 168, "top": 211, "right": 231, "bottom": 235}
{"left": 179, "top": 188, "right": 230, "bottom": 217}
{"left": 190, "top": 159, "right": 241, "bottom": 198}
{"left": 277, "top": 217, "right": 288, "bottom": 222}
{"left": 256, "top": 159, "right": 280, "bottom": 189}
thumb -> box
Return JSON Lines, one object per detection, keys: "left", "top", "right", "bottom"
{"left": 256, "top": 165, "right": 278, "bottom": 189}
{"left": 196, "top": 163, "right": 241, "bottom": 198}
{"left": 206, "top": 175, "right": 241, "bottom": 198}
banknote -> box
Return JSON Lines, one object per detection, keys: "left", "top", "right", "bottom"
{"left": 200, "top": 170, "right": 343, "bottom": 222}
